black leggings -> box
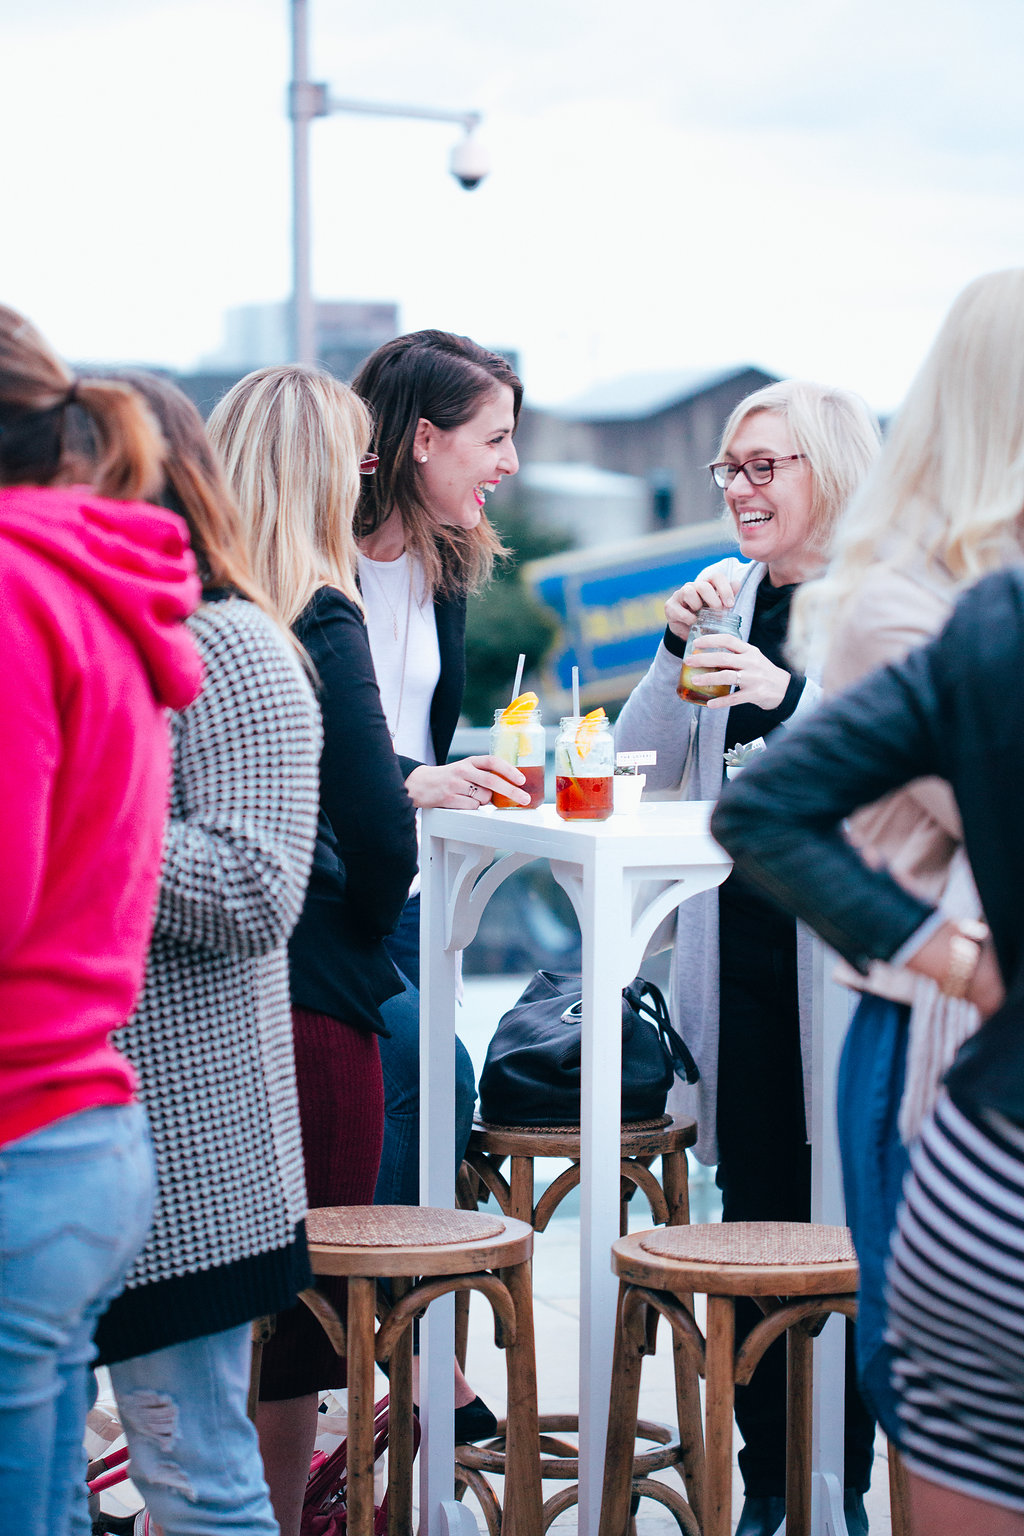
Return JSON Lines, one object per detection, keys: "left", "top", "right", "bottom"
{"left": 716, "top": 891, "right": 875, "bottom": 1496}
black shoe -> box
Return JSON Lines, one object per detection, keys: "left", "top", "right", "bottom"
{"left": 453, "top": 1394, "right": 498, "bottom": 1443}
{"left": 734, "top": 1494, "right": 786, "bottom": 1536}
{"left": 844, "top": 1489, "right": 869, "bottom": 1536}
{"left": 414, "top": 1393, "right": 500, "bottom": 1443}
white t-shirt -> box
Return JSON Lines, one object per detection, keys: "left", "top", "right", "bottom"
{"left": 359, "top": 551, "right": 442, "bottom": 905}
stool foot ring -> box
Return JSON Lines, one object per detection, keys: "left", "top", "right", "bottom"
{"left": 734, "top": 1294, "right": 857, "bottom": 1385}
{"left": 454, "top": 1467, "right": 502, "bottom": 1536}
{"left": 457, "top": 1414, "right": 685, "bottom": 1483}
{"left": 549, "top": 1477, "right": 698, "bottom": 1536}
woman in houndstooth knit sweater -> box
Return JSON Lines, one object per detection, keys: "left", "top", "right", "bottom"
{"left": 92, "top": 373, "right": 322, "bottom": 1536}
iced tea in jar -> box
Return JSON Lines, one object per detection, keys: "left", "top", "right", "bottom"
{"left": 555, "top": 710, "right": 614, "bottom": 821}
{"left": 677, "top": 607, "right": 743, "bottom": 705}
{"left": 491, "top": 696, "right": 545, "bottom": 809}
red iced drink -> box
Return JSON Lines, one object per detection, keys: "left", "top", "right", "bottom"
{"left": 555, "top": 773, "right": 613, "bottom": 820}
{"left": 493, "top": 763, "right": 545, "bottom": 809}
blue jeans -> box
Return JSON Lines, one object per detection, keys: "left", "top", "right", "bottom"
{"left": 377, "top": 896, "right": 477, "bottom": 1208}
{"left": 0, "top": 1103, "right": 154, "bottom": 1536}
{"left": 106, "top": 1326, "right": 278, "bottom": 1535}
{"left": 837, "top": 992, "right": 912, "bottom": 1444}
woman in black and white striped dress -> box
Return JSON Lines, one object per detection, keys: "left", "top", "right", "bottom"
{"left": 887, "top": 1091, "right": 1024, "bottom": 1526}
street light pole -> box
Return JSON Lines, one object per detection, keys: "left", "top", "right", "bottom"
{"left": 289, "top": 0, "right": 321, "bottom": 366}
{"left": 288, "top": 0, "right": 485, "bottom": 366}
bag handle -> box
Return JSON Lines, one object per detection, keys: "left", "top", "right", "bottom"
{"left": 625, "top": 977, "right": 700, "bottom": 1085}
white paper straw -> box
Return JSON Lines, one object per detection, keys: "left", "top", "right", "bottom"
{"left": 511, "top": 653, "right": 525, "bottom": 702}
{"left": 572, "top": 666, "right": 580, "bottom": 717}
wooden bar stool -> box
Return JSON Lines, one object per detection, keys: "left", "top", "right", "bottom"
{"left": 598, "top": 1222, "right": 859, "bottom": 1536}
{"left": 300, "top": 1204, "right": 543, "bottom": 1536}
{"left": 456, "top": 1115, "right": 703, "bottom": 1532}
{"left": 462, "top": 1112, "right": 696, "bottom": 1233}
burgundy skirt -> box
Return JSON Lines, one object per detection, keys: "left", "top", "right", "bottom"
{"left": 258, "top": 1007, "right": 384, "bottom": 1400}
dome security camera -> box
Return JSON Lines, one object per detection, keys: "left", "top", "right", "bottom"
{"left": 449, "top": 130, "right": 490, "bottom": 191}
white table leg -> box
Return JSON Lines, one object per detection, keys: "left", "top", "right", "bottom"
{"left": 577, "top": 847, "right": 626, "bottom": 1535}
{"left": 419, "top": 831, "right": 458, "bottom": 1536}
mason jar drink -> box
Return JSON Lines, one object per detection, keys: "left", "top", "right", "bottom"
{"left": 677, "top": 607, "right": 743, "bottom": 704}
{"left": 491, "top": 704, "right": 545, "bottom": 808}
{"left": 554, "top": 712, "right": 614, "bottom": 821}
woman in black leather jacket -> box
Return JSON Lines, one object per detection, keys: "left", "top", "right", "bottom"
{"left": 712, "top": 570, "right": 1020, "bottom": 1536}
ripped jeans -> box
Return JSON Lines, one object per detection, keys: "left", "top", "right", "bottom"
{"left": 105, "top": 1326, "right": 278, "bottom": 1536}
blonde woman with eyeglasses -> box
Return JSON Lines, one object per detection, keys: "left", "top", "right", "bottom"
{"left": 615, "top": 378, "right": 881, "bottom": 1536}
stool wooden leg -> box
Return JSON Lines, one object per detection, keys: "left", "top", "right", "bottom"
{"left": 507, "top": 1154, "right": 535, "bottom": 1225}
{"left": 671, "top": 1316, "right": 705, "bottom": 1529}
{"left": 386, "top": 1275, "right": 414, "bottom": 1536}
{"left": 347, "top": 1275, "right": 379, "bottom": 1536}
{"left": 704, "top": 1295, "right": 735, "bottom": 1536}
{"left": 786, "top": 1323, "right": 813, "bottom": 1536}
{"left": 661, "top": 1147, "right": 691, "bottom": 1226}
{"left": 499, "top": 1259, "right": 543, "bottom": 1536}
{"left": 888, "top": 1440, "right": 912, "bottom": 1536}
{"left": 598, "top": 1282, "right": 645, "bottom": 1536}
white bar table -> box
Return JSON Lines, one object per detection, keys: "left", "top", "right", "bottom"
{"left": 418, "top": 800, "right": 731, "bottom": 1536}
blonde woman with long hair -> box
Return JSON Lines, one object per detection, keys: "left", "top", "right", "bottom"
{"left": 209, "top": 367, "right": 419, "bottom": 1536}
{"left": 771, "top": 268, "right": 1024, "bottom": 1464}
{"left": 615, "top": 378, "right": 881, "bottom": 1536}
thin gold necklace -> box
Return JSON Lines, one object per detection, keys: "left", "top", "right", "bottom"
{"left": 364, "top": 557, "right": 415, "bottom": 739}
{"left": 364, "top": 554, "right": 410, "bottom": 641}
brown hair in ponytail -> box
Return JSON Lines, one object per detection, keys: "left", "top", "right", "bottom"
{"left": 0, "top": 305, "right": 164, "bottom": 501}
{"left": 106, "top": 370, "right": 276, "bottom": 608}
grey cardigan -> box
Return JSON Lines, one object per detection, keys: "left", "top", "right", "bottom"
{"left": 614, "top": 559, "right": 821, "bottom": 1163}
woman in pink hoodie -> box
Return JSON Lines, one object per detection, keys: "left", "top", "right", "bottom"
{"left": 0, "top": 306, "right": 203, "bottom": 1536}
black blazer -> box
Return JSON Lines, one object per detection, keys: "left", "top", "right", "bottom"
{"left": 711, "top": 568, "right": 1024, "bottom": 1117}
{"left": 288, "top": 587, "right": 419, "bottom": 1034}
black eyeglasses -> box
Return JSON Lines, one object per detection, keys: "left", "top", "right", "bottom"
{"left": 359, "top": 453, "right": 379, "bottom": 475}
{"left": 708, "top": 454, "right": 806, "bottom": 490}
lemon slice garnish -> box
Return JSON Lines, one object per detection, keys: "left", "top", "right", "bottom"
{"left": 574, "top": 706, "right": 607, "bottom": 761}
{"left": 500, "top": 690, "right": 539, "bottom": 728}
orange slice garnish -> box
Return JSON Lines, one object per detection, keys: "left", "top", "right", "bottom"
{"left": 500, "top": 691, "right": 539, "bottom": 727}
{"left": 575, "top": 706, "right": 607, "bottom": 760}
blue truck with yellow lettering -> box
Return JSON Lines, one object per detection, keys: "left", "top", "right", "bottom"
{"left": 524, "top": 520, "right": 740, "bottom": 710}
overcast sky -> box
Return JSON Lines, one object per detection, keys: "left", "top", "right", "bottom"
{"left": 4, "top": 0, "right": 1023, "bottom": 413}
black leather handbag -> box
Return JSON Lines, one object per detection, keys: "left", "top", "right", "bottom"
{"left": 478, "top": 970, "right": 699, "bottom": 1127}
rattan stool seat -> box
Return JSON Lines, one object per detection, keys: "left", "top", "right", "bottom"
{"left": 305, "top": 1205, "right": 532, "bottom": 1278}
{"left": 623, "top": 1221, "right": 859, "bottom": 1296}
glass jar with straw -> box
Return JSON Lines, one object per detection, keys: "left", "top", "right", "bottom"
{"left": 490, "top": 653, "right": 545, "bottom": 808}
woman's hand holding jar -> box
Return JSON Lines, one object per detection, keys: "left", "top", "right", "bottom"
{"left": 686, "top": 630, "right": 794, "bottom": 710}
{"left": 665, "top": 566, "right": 738, "bottom": 639}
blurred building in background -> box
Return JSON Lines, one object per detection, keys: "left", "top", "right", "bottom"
{"left": 163, "top": 299, "right": 400, "bottom": 417}
{"left": 515, "top": 364, "right": 776, "bottom": 537}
